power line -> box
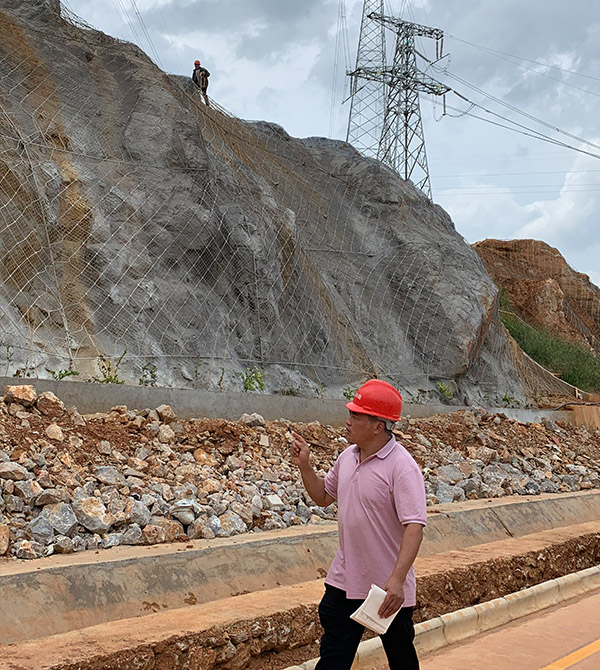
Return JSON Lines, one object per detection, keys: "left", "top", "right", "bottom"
{"left": 450, "top": 44, "right": 600, "bottom": 102}
{"left": 439, "top": 189, "right": 600, "bottom": 196}
{"left": 112, "top": 0, "right": 143, "bottom": 48}
{"left": 129, "top": 0, "right": 162, "bottom": 67}
{"left": 434, "top": 169, "right": 600, "bottom": 178}
{"left": 154, "top": 3, "right": 185, "bottom": 73}
{"left": 447, "top": 34, "right": 600, "bottom": 84}
{"left": 440, "top": 183, "right": 600, "bottom": 190}
{"left": 431, "top": 153, "right": 582, "bottom": 163}
{"left": 433, "top": 68, "right": 600, "bottom": 155}
{"left": 330, "top": 1, "right": 351, "bottom": 138}
{"left": 424, "top": 96, "right": 600, "bottom": 161}
{"left": 403, "top": 29, "right": 600, "bottom": 166}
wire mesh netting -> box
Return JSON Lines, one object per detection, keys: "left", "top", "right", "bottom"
{"left": 474, "top": 238, "right": 600, "bottom": 401}
{"left": 0, "top": 3, "right": 597, "bottom": 404}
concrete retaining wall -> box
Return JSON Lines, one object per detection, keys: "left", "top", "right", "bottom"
{"left": 421, "top": 491, "right": 600, "bottom": 556}
{"left": 2, "top": 491, "right": 599, "bottom": 645}
{"left": 3, "top": 525, "right": 600, "bottom": 670}
{"left": 0, "top": 525, "right": 338, "bottom": 645}
{"left": 0, "top": 377, "right": 574, "bottom": 426}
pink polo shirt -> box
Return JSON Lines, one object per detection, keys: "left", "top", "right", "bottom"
{"left": 323, "top": 437, "right": 427, "bottom": 602}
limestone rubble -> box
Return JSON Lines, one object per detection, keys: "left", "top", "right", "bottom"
{"left": 0, "top": 385, "right": 599, "bottom": 560}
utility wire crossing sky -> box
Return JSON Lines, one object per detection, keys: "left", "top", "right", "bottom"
{"left": 63, "top": 0, "right": 600, "bottom": 287}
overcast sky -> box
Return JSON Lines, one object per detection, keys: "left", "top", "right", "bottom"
{"left": 62, "top": 0, "right": 600, "bottom": 288}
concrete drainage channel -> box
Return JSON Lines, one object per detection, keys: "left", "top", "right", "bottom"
{"left": 286, "top": 567, "right": 600, "bottom": 670}
{"left": 1, "top": 491, "right": 600, "bottom": 669}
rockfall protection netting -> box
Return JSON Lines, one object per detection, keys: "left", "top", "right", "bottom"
{"left": 474, "top": 238, "right": 600, "bottom": 400}
{"left": 0, "top": 4, "right": 597, "bottom": 402}
{"left": 475, "top": 240, "right": 600, "bottom": 351}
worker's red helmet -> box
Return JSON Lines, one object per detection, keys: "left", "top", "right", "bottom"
{"left": 345, "top": 379, "right": 402, "bottom": 421}
{"left": 194, "top": 60, "right": 200, "bottom": 66}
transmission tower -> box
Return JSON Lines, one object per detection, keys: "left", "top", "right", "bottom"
{"left": 346, "top": 0, "right": 387, "bottom": 157}
{"left": 346, "top": 6, "right": 449, "bottom": 199}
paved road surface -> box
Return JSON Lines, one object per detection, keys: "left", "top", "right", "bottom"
{"left": 420, "top": 589, "right": 600, "bottom": 670}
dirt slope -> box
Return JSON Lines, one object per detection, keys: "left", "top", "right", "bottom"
{"left": 474, "top": 239, "right": 600, "bottom": 353}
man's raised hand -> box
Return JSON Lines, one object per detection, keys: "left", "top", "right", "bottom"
{"left": 289, "top": 430, "right": 310, "bottom": 468}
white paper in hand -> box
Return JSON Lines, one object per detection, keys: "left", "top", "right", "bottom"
{"left": 350, "top": 584, "right": 401, "bottom": 635}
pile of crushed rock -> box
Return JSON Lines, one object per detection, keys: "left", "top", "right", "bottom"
{"left": 0, "top": 385, "right": 599, "bottom": 560}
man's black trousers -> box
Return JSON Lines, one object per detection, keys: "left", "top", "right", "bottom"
{"left": 315, "top": 584, "right": 419, "bottom": 670}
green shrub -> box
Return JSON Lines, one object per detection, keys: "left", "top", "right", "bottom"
{"left": 3, "top": 345, "right": 13, "bottom": 376}
{"left": 139, "top": 363, "right": 158, "bottom": 387}
{"left": 343, "top": 386, "right": 357, "bottom": 401}
{"left": 92, "top": 351, "right": 126, "bottom": 384}
{"left": 501, "top": 313, "right": 600, "bottom": 393}
{"left": 500, "top": 393, "right": 521, "bottom": 408}
{"left": 50, "top": 369, "right": 80, "bottom": 381}
{"left": 238, "top": 366, "right": 265, "bottom": 392}
{"left": 436, "top": 382, "right": 454, "bottom": 403}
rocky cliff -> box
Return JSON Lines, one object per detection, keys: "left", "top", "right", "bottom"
{"left": 0, "top": 0, "right": 527, "bottom": 403}
{"left": 474, "top": 239, "right": 600, "bottom": 354}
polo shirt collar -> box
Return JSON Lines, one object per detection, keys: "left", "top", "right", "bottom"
{"left": 351, "top": 436, "right": 397, "bottom": 460}
{"left": 375, "top": 436, "right": 397, "bottom": 458}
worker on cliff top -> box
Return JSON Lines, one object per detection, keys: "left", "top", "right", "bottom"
{"left": 192, "top": 59, "right": 210, "bottom": 106}
{"left": 290, "top": 380, "right": 427, "bottom": 669}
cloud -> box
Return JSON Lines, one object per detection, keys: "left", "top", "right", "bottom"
{"left": 435, "top": 147, "right": 600, "bottom": 281}
{"left": 437, "top": 188, "right": 528, "bottom": 244}
{"left": 423, "top": 0, "right": 600, "bottom": 139}
{"left": 62, "top": 0, "right": 600, "bottom": 282}
{"left": 515, "top": 149, "right": 600, "bottom": 259}
{"left": 144, "top": 0, "right": 337, "bottom": 60}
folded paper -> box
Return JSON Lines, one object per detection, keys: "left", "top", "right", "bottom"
{"left": 350, "top": 584, "right": 401, "bottom": 635}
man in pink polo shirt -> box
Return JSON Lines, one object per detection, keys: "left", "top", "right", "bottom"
{"left": 290, "top": 379, "right": 427, "bottom": 669}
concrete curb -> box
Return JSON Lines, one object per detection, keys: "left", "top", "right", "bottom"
{"left": 285, "top": 566, "right": 600, "bottom": 670}
{"left": 0, "top": 376, "right": 577, "bottom": 425}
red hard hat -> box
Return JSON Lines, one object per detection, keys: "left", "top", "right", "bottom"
{"left": 345, "top": 379, "right": 402, "bottom": 421}
{"left": 194, "top": 60, "right": 200, "bottom": 65}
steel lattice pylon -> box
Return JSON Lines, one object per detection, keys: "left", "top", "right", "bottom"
{"left": 346, "top": 0, "right": 387, "bottom": 158}
{"left": 346, "top": 6, "right": 449, "bottom": 199}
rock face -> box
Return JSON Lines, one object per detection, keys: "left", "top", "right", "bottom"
{"left": 0, "top": 1, "right": 529, "bottom": 402}
{"left": 474, "top": 239, "right": 600, "bottom": 353}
